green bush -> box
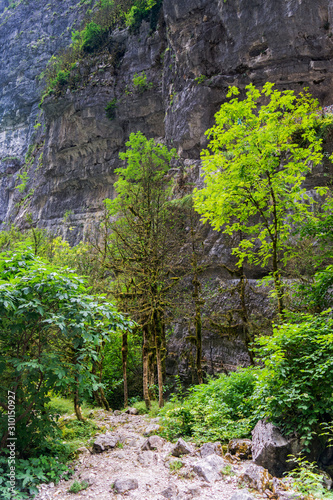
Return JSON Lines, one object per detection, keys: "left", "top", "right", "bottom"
{"left": 159, "top": 368, "right": 258, "bottom": 443}
{"left": 0, "top": 454, "right": 73, "bottom": 499}
{"left": 105, "top": 98, "right": 117, "bottom": 120}
{"left": 254, "top": 311, "right": 333, "bottom": 447}
{"left": 81, "top": 21, "right": 105, "bottom": 52}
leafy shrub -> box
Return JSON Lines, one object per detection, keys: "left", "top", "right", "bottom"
{"left": 0, "top": 454, "right": 73, "bottom": 499}
{"left": 125, "top": 0, "right": 162, "bottom": 31}
{"left": 132, "top": 71, "right": 153, "bottom": 92}
{"left": 159, "top": 368, "right": 258, "bottom": 443}
{"left": 105, "top": 98, "right": 117, "bottom": 120}
{"left": 285, "top": 455, "right": 333, "bottom": 499}
{"left": 60, "top": 420, "right": 99, "bottom": 441}
{"left": 254, "top": 311, "right": 333, "bottom": 447}
{"left": 81, "top": 22, "right": 105, "bottom": 52}
{"left": 68, "top": 480, "right": 89, "bottom": 493}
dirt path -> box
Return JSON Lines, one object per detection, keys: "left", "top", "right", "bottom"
{"left": 36, "top": 410, "right": 260, "bottom": 500}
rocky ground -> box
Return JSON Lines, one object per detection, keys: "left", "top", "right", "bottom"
{"left": 35, "top": 409, "right": 293, "bottom": 500}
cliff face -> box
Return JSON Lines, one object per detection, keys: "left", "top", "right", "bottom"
{"left": 1, "top": 0, "right": 332, "bottom": 234}
{"left": 0, "top": 0, "right": 333, "bottom": 375}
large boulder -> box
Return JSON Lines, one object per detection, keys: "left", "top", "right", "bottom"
{"left": 251, "top": 420, "right": 302, "bottom": 477}
{"left": 252, "top": 420, "right": 333, "bottom": 478}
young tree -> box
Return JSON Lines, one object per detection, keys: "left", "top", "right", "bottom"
{"left": 194, "top": 83, "right": 332, "bottom": 316}
{"left": 0, "top": 251, "right": 131, "bottom": 453}
{"left": 95, "top": 132, "right": 185, "bottom": 408}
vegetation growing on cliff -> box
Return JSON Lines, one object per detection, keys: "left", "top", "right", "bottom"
{"left": 40, "top": 0, "right": 162, "bottom": 102}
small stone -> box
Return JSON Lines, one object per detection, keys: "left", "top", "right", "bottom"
{"left": 113, "top": 478, "right": 138, "bottom": 493}
{"left": 114, "top": 410, "right": 122, "bottom": 416}
{"left": 192, "top": 453, "right": 226, "bottom": 482}
{"left": 240, "top": 463, "right": 273, "bottom": 493}
{"left": 171, "top": 437, "right": 193, "bottom": 457}
{"left": 228, "top": 439, "right": 252, "bottom": 459}
{"left": 141, "top": 435, "right": 165, "bottom": 452}
{"left": 144, "top": 423, "right": 161, "bottom": 436}
{"left": 161, "top": 484, "right": 179, "bottom": 499}
{"left": 230, "top": 492, "right": 255, "bottom": 500}
{"left": 186, "top": 487, "right": 202, "bottom": 497}
{"left": 124, "top": 406, "right": 139, "bottom": 415}
{"left": 200, "top": 442, "right": 223, "bottom": 458}
{"left": 79, "top": 472, "right": 95, "bottom": 485}
{"left": 137, "top": 450, "right": 158, "bottom": 466}
{"left": 77, "top": 446, "right": 89, "bottom": 455}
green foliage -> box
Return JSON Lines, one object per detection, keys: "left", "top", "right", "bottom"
{"left": 16, "top": 171, "right": 29, "bottom": 193}
{"left": 60, "top": 419, "right": 99, "bottom": 441}
{"left": 0, "top": 454, "right": 73, "bottom": 499}
{"left": 132, "top": 399, "right": 159, "bottom": 416}
{"left": 101, "top": 330, "right": 142, "bottom": 408}
{"left": 81, "top": 21, "right": 105, "bottom": 52}
{"left": 159, "top": 368, "right": 258, "bottom": 443}
{"left": 194, "top": 74, "right": 206, "bottom": 85}
{"left": 47, "top": 395, "right": 93, "bottom": 416}
{"left": 194, "top": 83, "right": 332, "bottom": 313}
{"left": 254, "top": 311, "right": 333, "bottom": 446}
{"left": 221, "top": 464, "right": 236, "bottom": 476}
{"left": 105, "top": 97, "right": 117, "bottom": 120}
{"left": 169, "top": 459, "right": 183, "bottom": 472}
{"left": 132, "top": 71, "right": 153, "bottom": 92}
{"left": 125, "top": 0, "right": 162, "bottom": 30}
{"left": 68, "top": 480, "right": 89, "bottom": 493}
{"left": 285, "top": 455, "right": 333, "bottom": 499}
{"left": 0, "top": 250, "right": 131, "bottom": 457}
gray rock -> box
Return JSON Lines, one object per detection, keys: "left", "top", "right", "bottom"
{"left": 92, "top": 433, "right": 119, "bottom": 453}
{"left": 76, "top": 446, "right": 89, "bottom": 455}
{"left": 251, "top": 420, "right": 302, "bottom": 477}
{"left": 240, "top": 463, "right": 273, "bottom": 493}
{"left": 171, "top": 438, "right": 193, "bottom": 457}
{"left": 186, "top": 487, "right": 202, "bottom": 497}
{"left": 137, "top": 450, "right": 158, "bottom": 466}
{"left": 144, "top": 423, "right": 161, "bottom": 436}
{"left": 200, "top": 442, "right": 223, "bottom": 458}
{"left": 113, "top": 410, "right": 122, "bottom": 416}
{"left": 125, "top": 407, "right": 138, "bottom": 415}
{"left": 141, "top": 435, "right": 165, "bottom": 452}
{"left": 79, "top": 472, "right": 95, "bottom": 485}
{"left": 192, "top": 453, "right": 226, "bottom": 482}
{"left": 228, "top": 439, "right": 252, "bottom": 459}
{"left": 230, "top": 493, "right": 254, "bottom": 500}
{"left": 113, "top": 478, "right": 138, "bottom": 493}
{"left": 161, "top": 484, "right": 179, "bottom": 499}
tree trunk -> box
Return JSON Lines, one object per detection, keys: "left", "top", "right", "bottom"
{"left": 142, "top": 325, "right": 151, "bottom": 410}
{"left": 154, "top": 311, "right": 164, "bottom": 408}
{"left": 239, "top": 271, "right": 254, "bottom": 364}
{"left": 122, "top": 331, "right": 128, "bottom": 408}
{"left": 272, "top": 240, "right": 284, "bottom": 317}
{"left": 74, "top": 377, "right": 84, "bottom": 421}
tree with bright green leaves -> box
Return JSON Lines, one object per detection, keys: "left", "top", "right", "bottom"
{"left": 194, "top": 83, "right": 333, "bottom": 315}
{"left": 0, "top": 251, "right": 131, "bottom": 455}
{"left": 91, "top": 131, "right": 185, "bottom": 409}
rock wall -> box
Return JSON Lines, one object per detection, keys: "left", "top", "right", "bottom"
{"left": 0, "top": 0, "right": 333, "bottom": 377}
